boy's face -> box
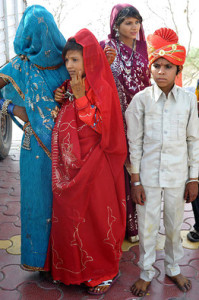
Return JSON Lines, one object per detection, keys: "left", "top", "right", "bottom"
{"left": 64, "top": 50, "right": 85, "bottom": 78}
{"left": 151, "top": 58, "right": 179, "bottom": 94}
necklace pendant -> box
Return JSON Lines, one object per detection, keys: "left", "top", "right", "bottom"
{"left": 125, "top": 68, "right": 131, "bottom": 75}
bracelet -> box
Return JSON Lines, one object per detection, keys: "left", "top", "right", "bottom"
{"left": 186, "top": 179, "right": 199, "bottom": 184}
{"left": 1, "top": 99, "right": 12, "bottom": 115}
{"left": 7, "top": 102, "right": 15, "bottom": 116}
{"left": 132, "top": 181, "right": 141, "bottom": 186}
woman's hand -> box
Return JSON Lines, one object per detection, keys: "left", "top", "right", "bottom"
{"left": 104, "top": 46, "right": 116, "bottom": 65}
{"left": 70, "top": 71, "right": 85, "bottom": 99}
{"left": 55, "top": 86, "right": 65, "bottom": 104}
{"left": 0, "top": 98, "right": 28, "bottom": 122}
{"left": 13, "top": 106, "right": 29, "bottom": 122}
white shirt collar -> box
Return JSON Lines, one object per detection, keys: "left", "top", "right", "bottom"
{"left": 153, "top": 83, "right": 178, "bottom": 102}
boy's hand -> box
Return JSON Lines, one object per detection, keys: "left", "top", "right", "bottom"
{"left": 131, "top": 185, "right": 146, "bottom": 206}
{"left": 55, "top": 86, "right": 65, "bottom": 103}
{"left": 184, "top": 182, "right": 198, "bottom": 203}
{"left": 71, "top": 71, "right": 85, "bottom": 99}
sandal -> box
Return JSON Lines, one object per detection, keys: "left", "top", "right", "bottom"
{"left": 20, "top": 264, "right": 44, "bottom": 272}
{"left": 88, "top": 271, "right": 121, "bottom": 295}
{"left": 128, "top": 235, "right": 139, "bottom": 243}
{"left": 187, "top": 229, "right": 199, "bottom": 242}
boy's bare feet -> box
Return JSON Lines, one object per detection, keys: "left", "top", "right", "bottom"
{"left": 131, "top": 278, "right": 151, "bottom": 297}
{"left": 167, "top": 273, "right": 192, "bottom": 292}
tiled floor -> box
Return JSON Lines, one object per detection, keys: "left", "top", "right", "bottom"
{"left": 0, "top": 124, "right": 199, "bottom": 299}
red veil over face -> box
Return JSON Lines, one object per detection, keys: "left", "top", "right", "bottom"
{"left": 45, "top": 29, "right": 127, "bottom": 286}
{"left": 74, "top": 28, "right": 127, "bottom": 177}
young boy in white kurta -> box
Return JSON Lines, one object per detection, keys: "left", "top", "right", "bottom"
{"left": 125, "top": 28, "right": 199, "bottom": 297}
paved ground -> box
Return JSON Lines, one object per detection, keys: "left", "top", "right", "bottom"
{"left": 0, "top": 123, "right": 199, "bottom": 300}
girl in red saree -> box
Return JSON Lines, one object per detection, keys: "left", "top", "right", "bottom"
{"left": 45, "top": 29, "right": 127, "bottom": 295}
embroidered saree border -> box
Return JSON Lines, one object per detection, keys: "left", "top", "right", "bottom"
{"left": 0, "top": 73, "right": 25, "bottom": 100}
{"left": 23, "top": 122, "right": 52, "bottom": 160}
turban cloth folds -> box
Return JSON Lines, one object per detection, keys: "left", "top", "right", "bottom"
{"left": 147, "top": 28, "right": 186, "bottom": 68}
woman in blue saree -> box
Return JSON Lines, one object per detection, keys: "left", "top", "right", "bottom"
{"left": 0, "top": 5, "right": 69, "bottom": 270}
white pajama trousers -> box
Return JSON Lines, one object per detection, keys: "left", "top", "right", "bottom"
{"left": 136, "top": 185, "right": 185, "bottom": 282}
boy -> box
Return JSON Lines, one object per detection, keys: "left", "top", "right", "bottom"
{"left": 125, "top": 28, "right": 199, "bottom": 297}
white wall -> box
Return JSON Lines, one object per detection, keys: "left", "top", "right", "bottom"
{"left": 0, "top": 0, "right": 25, "bottom": 67}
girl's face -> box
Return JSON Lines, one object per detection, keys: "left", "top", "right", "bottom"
{"left": 118, "top": 17, "right": 141, "bottom": 42}
{"left": 64, "top": 50, "right": 85, "bottom": 78}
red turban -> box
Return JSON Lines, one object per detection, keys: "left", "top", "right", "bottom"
{"left": 147, "top": 28, "right": 186, "bottom": 68}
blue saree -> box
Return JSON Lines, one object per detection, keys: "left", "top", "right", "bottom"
{"left": 0, "top": 5, "right": 69, "bottom": 268}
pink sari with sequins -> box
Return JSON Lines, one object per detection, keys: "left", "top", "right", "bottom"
{"left": 100, "top": 4, "right": 150, "bottom": 240}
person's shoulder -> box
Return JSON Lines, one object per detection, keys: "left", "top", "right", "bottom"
{"left": 135, "top": 40, "right": 148, "bottom": 59}
{"left": 134, "top": 86, "right": 152, "bottom": 99}
{"left": 128, "top": 87, "right": 152, "bottom": 109}
{"left": 136, "top": 40, "right": 147, "bottom": 48}
{"left": 0, "top": 55, "right": 24, "bottom": 74}
{"left": 178, "top": 86, "right": 197, "bottom": 101}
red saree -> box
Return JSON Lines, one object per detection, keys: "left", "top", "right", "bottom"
{"left": 45, "top": 29, "right": 127, "bottom": 286}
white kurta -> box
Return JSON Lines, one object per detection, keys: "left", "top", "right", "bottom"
{"left": 125, "top": 83, "right": 199, "bottom": 281}
{"left": 125, "top": 84, "right": 199, "bottom": 187}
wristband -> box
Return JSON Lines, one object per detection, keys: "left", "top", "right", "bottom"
{"left": 7, "top": 102, "right": 15, "bottom": 116}
{"left": 132, "top": 181, "right": 141, "bottom": 186}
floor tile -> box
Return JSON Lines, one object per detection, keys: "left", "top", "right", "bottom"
{"left": 0, "top": 126, "right": 199, "bottom": 300}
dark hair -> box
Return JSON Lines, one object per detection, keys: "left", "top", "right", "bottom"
{"left": 115, "top": 6, "right": 143, "bottom": 27}
{"left": 62, "top": 38, "right": 83, "bottom": 59}
{"left": 176, "top": 66, "right": 181, "bottom": 75}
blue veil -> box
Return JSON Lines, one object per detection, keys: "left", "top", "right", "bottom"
{"left": 14, "top": 5, "right": 65, "bottom": 67}
{"left": 0, "top": 5, "right": 69, "bottom": 152}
